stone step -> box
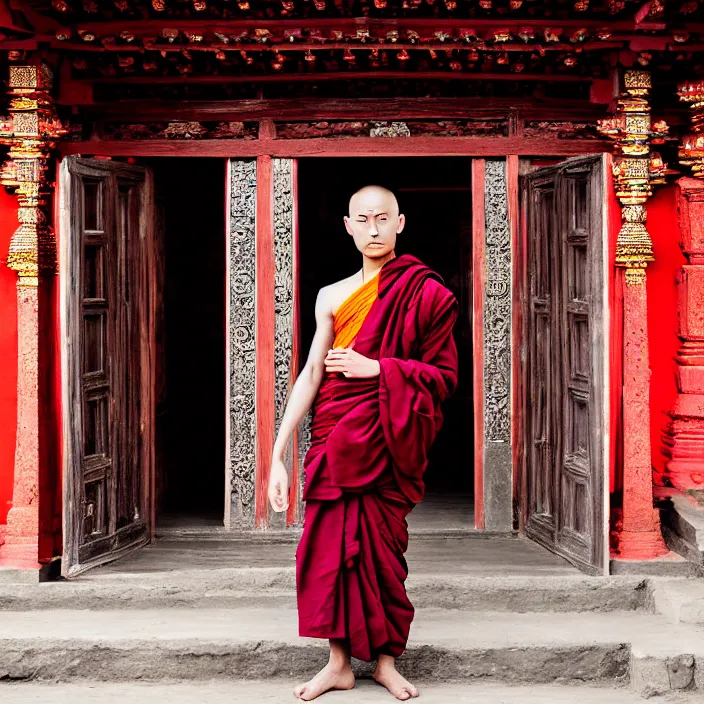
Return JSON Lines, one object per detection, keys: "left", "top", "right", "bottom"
{"left": 661, "top": 493, "right": 704, "bottom": 571}
{"left": 0, "top": 570, "right": 650, "bottom": 612}
{"left": 651, "top": 578, "right": 704, "bottom": 625}
{"left": 0, "top": 681, "right": 694, "bottom": 704}
{"left": 0, "top": 608, "right": 702, "bottom": 697}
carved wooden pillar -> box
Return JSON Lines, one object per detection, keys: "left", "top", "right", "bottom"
{"left": 0, "top": 61, "right": 65, "bottom": 568}
{"left": 662, "top": 171, "right": 704, "bottom": 485}
{"left": 598, "top": 70, "right": 668, "bottom": 559}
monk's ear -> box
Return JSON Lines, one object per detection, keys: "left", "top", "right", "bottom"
{"left": 396, "top": 213, "right": 406, "bottom": 234}
{"left": 343, "top": 215, "right": 354, "bottom": 236}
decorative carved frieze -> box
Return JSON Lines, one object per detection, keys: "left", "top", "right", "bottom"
{"left": 523, "top": 121, "right": 601, "bottom": 140}
{"left": 274, "top": 119, "right": 509, "bottom": 140}
{"left": 78, "top": 120, "right": 258, "bottom": 141}
{"left": 369, "top": 121, "right": 411, "bottom": 137}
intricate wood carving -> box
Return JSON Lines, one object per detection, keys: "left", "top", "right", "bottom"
{"left": 370, "top": 121, "right": 410, "bottom": 137}
{"left": 479, "top": 159, "right": 513, "bottom": 532}
{"left": 272, "top": 158, "right": 296, "bottom": 524}
{"left": 678, "top": 80, "right": 704, "bottom": 177}
{"left": 227, "top": 158, "right": 257, "bottom": 527}
{"left": 273, "top": 158, "right": 295, "bottom": 439}
{"left": 483, "top": 160, "right": 511, "bottom": 445}
{"left": 0, "top": 63, "right": 66, "bottom": 284}
{"left": 523, "top": 121, "right": 600, "bottom": 140}
{"left": 82, "top": 120, "right": 258, "bottom": 141}
{"left": 275, "top": 119, "right": 509, "bottom": 140}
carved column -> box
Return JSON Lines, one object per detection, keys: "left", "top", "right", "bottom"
{"left": 598, "top": 70, "right": 668, "bottom": 559}
{"left": 0, "top": 62, "right": 65, "bottom": 568}
{"left": 662, "top": 81, "right": 704, "bottom": 490}
{"left": 661, "top": 179, "right": 704, "bottom": 489}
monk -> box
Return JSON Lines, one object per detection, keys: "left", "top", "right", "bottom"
{"left": 268, "top": 185, "right": 459, "bottom": 701}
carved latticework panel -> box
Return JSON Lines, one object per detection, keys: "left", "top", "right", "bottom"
{"left": 273, "top": 159, "right": 295, "bottom": 437}
{"left": 484, "top": 160, "right": 512, "bottom": 445}
{"left": 272, "top": 158, "right": 298, "bottom": 523}
{"left": 227, "top": 159, "right": 257, "bottom": 527}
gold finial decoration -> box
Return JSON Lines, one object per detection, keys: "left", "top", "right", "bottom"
{"left": 677, "top": 80, "right": 704, "bottom": 178}
{"left": 597, "top": 70, "right": 669, "bottom": 272}
{"left": 0, "top": 63, "right": 67, "bottom": 285}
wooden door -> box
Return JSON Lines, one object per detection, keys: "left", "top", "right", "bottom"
{"left": 61, "top": 157, "right": 155, "bottom": 576}
{"left": 521, "top": 155, "right": 609, "bottom": 575}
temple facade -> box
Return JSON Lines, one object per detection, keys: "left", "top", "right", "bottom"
{"left": 1, "top": 0, "right": 703, "bottom": 578}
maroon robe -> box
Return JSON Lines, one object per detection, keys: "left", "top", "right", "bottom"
{"left": 296, "top": 254, "right": 459, "bottom": 661}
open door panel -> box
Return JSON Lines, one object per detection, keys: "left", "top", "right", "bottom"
{"left": 521, "top": 154, "right": 610, "bottom": 576}
{"left": 61, "top": 156, "right": 156, "bottom": 576}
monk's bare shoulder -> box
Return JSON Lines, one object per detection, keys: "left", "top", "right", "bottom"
{"left": 318, "top": 271, "right": 363, "bottom": 317}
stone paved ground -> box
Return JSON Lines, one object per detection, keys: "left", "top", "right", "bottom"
{"left": 0, "top": 681, "right": 694, "bottom": 704}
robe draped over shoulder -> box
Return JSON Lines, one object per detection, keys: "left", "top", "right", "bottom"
{"left": 332, "top": 273, "right": 379, "bottom": 350}
{"left": 296, "top": 253, "right": 459, "bottom": 661}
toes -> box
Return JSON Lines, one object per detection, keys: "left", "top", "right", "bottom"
{"left": 397, "top": 691, "right": 411, "bottom": 701}
{"left": 293, "top": 684, "right": 306, "bottom": 699}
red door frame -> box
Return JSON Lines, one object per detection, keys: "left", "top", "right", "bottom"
{"left": 55, "top": 138, "right": 601, "bottom": 532}
{"left": 253, "top": 152, "right": 523, "bottom": 530}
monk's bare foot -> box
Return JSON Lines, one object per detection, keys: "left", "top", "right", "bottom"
{"left": 294, "top": 661, "right": 355, "bottom": 701}
{"left": 373, "top": 656, "right": 419, "bottom": 700}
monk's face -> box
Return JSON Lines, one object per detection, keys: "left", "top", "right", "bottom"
{"left": 344, "top": 188, "right": 405, "bottom": 259}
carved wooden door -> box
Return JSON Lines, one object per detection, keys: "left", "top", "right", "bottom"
{"left": 62, "top": 157, "right": 155, "bottom": 576}
{"left": 522, "top": 155, "right": 609, "bottom": 575}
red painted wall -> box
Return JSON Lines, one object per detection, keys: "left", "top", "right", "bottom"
{"left": 0, "top": 190, "right": 18, "bottom": 526}
{"left": 647, "top": 184, "right": 685, "bottom": 483}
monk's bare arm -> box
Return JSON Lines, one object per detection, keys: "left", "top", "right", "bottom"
{"left": 269, "top": 288, "right": 335, "bottom": 512}
{"left": 269, "top": 289, "right": 334, "bottom": 511}
{"left": 272, "top": 289, "right": 334, "bottom": 462}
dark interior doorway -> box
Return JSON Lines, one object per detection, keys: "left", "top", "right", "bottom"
{"left": 298, "top": 157, "right": 473, "bottom": 498}
{"left": 150, "top": 158, "right": 226, "bottom": 525}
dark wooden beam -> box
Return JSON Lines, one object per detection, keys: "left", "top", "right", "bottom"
{"left": 64, "top": 18, "right": 672, "bottom": 33}
{"left": 58, "top": 136, "right": 611, "bottom": 158}
{"left": 8, "top": 0, "right": 67, "bottom": 34}
{"left": 74, "top": 97, "right": 610, "bottom": 121}
{"left": 80, "top": 71, "right": 595, "bottom": 85}
{"left": 45, "top": 39, "right": 627, "bottom": 53}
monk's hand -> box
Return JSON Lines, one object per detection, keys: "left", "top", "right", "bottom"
{"left": 268, "top": 457, "right": 289, "bottom": 513}
{"left": 324, "top": 347, "right": 381, "bottom": 379}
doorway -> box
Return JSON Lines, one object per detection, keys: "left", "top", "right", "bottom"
{"left": 150, "top": 158, "right": 227, "bottom": 528}
{"left": 297, "top": 157, "right": 473, "bottom": 524}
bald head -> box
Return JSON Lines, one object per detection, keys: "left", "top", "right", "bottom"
{"left": 344, "top": 184, "right": 405, "bottom": 259}
{"left": 348, "top": 185, "right": 399, "bottom": 217}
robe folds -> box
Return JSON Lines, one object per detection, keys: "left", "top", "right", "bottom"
{"left": 296, "top": 253, "right": 459, "bottom": 662}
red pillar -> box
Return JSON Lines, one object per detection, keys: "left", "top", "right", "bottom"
{"left": 662, "top": 177, "right": 704, "bottom": 489}
{"left": 0, "top": 61, "right": 64, "bottom": 571}
{"left": 254, "top": 154, "right": 275, "bottom": 528}
{"left": 0, "top": 283, "right": 41, "bottom": 569}
{"left": 617, "top": 272, "right": 668, "bottom": 558}
{"left": 596, "top": 69, "right": 669, "bottom": 560}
